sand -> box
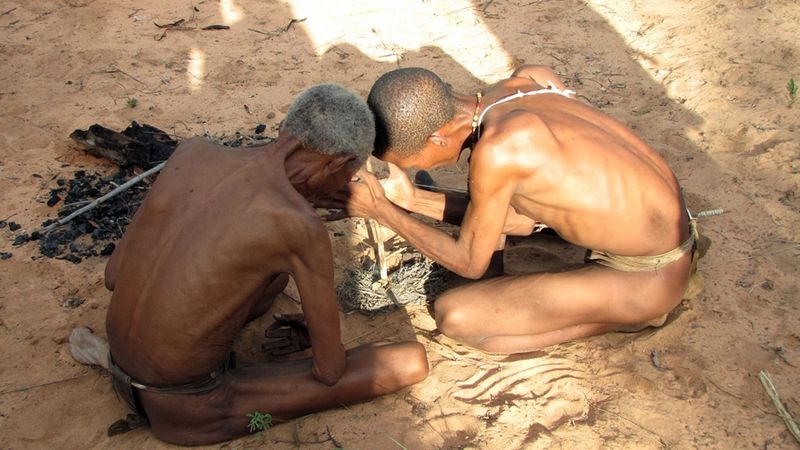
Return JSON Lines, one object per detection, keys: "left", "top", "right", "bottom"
{"left": 1, "top": 0, "right": 798, "bottom": 448}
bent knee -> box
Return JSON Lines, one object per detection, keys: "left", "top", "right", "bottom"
{"left": 622, "top": 288, "right": 683, "bottom": 324}
{"left": 434, "top": 296, "right": 472, "bottom": 340}
{"left": 388, "top": 342, "right": 429, "bottom": 384}
{"left": 406, "top": 342, "right": 429, "bottom": 382}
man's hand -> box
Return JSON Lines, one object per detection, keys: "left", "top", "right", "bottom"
{"left": 318, "top": 169, "right": 394, "bottom": 221}
{"left": 262, "top": 314, "right": 311, "bottom": 359}
{"left": 381, "top": 163, "right": 416, "bottom": 210}
{"left": 317, "top": 164, "right": 416, "bottom": 221}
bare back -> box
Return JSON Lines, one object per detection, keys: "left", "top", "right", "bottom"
{"left": 105, "top": 137, "right": 323, "bottom": 384}
{"left": 474, "top": 75, "right": 688, "bottom": 256}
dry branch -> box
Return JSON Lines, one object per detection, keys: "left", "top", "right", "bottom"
{"left": 40, "top": 162, "right": 165, "bottom": 234}
{"left": 758, "top": 370, "right": 800, "bottom": 444}
{"left": 336, "top": 254, "right": 446, "bottom": 314}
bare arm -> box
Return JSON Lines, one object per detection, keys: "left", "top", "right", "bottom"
{"left": 377, "top": 163, "right": 456, "bottom": 222}
{"left": 353, "top": 139, "right": 521, "bottom": 279}
{"left": 381, "top": 163, "right": 536, "bottom": 233}
{"left": 288, "top": 219, "right": 346, "bottom": 385}
{"left": 398, "top": 187, "right": 469, "bottom": 226}
{"left": 512, "top": 65, "right": 574, "bottom": 97}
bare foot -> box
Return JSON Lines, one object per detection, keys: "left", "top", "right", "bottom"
{"left": 69, "top": 327, "right": 110, "bottom": 369}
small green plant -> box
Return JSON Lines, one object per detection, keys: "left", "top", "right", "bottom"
{"left": 246, "top": 411, "right": 273, "bottom": 433}
{"left": 788, "top": 78, "right": 797, "bottom": 107}
{"left": 126, "top": 97, "right": 139, "bottom": 108}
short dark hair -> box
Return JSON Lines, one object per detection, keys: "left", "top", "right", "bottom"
{"left": 282, "top": 84, "right": 375, "bottom": 169}
{"left": 367, "top": 68, "right": 454, "bottom": 158}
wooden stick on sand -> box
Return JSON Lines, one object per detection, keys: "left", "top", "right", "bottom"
{"left": 364, "top": 157, "right": 388, "bottom": 280}
{"left": 40, "top": 162, "right": 166, "bottom": 234}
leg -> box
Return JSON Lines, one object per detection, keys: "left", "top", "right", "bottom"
{"left": 435, "top": 255, "right": 691, "bottom": 354}
{"left": 246, "top": 273, "right": 289, "bottom": 323}
{"left": 139, "top": 341, "right": 428, "bottom": 446}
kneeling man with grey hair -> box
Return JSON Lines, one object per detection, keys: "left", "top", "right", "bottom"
{"left": 73, "top": 84, "right": 428, "bottom": 445}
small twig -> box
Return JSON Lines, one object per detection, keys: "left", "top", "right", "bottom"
{"left": 777, "top": 352, "right": 797, "bottom": 367}
{"left": 285, "top": 17, "right": 306, "bottom": 31}
{"left": 248, "top": 27, "right": 273, "bottom": 36}
{"left": 153, "top": 18, "right": 194, "bottom": 40}
{"left": 704, "top": 375, "right": 744, "bottom": 400}
{"left": 1, "top": 7, "right": 17, "bottom": 17}
{"left": 390, "top": 437, "right": 409, "bottom": 450}
{"left": 542, "top": 50, "right": 569, "bottom": 67}
{"left": 758, "top": 370, "right": 800, "bottom": 444}
{"left": 40, "top": 162, "right": 165, "bottom": 234}
{"left": 154, "top": 18, "right": 186, "bottom": 28}
{"left": 692, "top": 208, "right": 725, "bottom": 218}
{"left": 62, "top": 199, "right": 92, "bottom": 209}
{"left": 0, "top": 373, "right": 91, "bottom": 396}
{"left": 414, "top": 182, "right": 467, "bottom": 194}
{"left": 344, "top": 328, "right": 378, "bottom": 345}
{"left": 598, "top": 408, "right": 668, "bottom": 447}
{"left": 96, "top": 68, "right": 146, "bottom": 85}
{"left": 326, "top": 426, "right": 343, "bottom": 448}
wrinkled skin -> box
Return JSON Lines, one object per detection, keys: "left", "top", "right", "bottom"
{"left": 104, "top": 135, "right": 428, "bottom": 446}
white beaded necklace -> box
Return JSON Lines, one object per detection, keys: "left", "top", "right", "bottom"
{"left": 474, "top": 82, "right": 576, "bottom": 139}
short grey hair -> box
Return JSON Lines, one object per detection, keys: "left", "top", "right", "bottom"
{"left": 282, "top": 84, "right": 375, "bottom": 168}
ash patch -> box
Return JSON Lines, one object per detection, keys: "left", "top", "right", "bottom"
{"left": 8, "top": 122, "right": 276, "bottom": 264}
{"left": 35, "top": 167, "right": 148, "bottom": 263}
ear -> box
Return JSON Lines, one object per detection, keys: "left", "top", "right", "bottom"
{"left": 427, "top": 133, "right": 448, "bottom": 148}
{"left": 326, "top": 153, "right": 357, "bottom": 174}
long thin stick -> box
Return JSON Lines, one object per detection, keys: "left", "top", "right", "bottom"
{"left": 413, "top": 182, "right": 467, "bottom": 194}
{"left": 598, "top": 408, "right": 668, "bottom": 447}
{"left": 758, "top": 370, "right": 800, "bottom": 444}
{"left": 0, "top": 373, "right": 90, "bottom": 396}
{"left": 364, "top": 158, "right": 388, "bottom": 280}
{"left": 41, "top": 162, "right": 165, "bottom": 234}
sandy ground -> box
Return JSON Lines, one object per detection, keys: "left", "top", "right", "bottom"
{"left": 1, "top": 0, "right": 799, "bottom": 449}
